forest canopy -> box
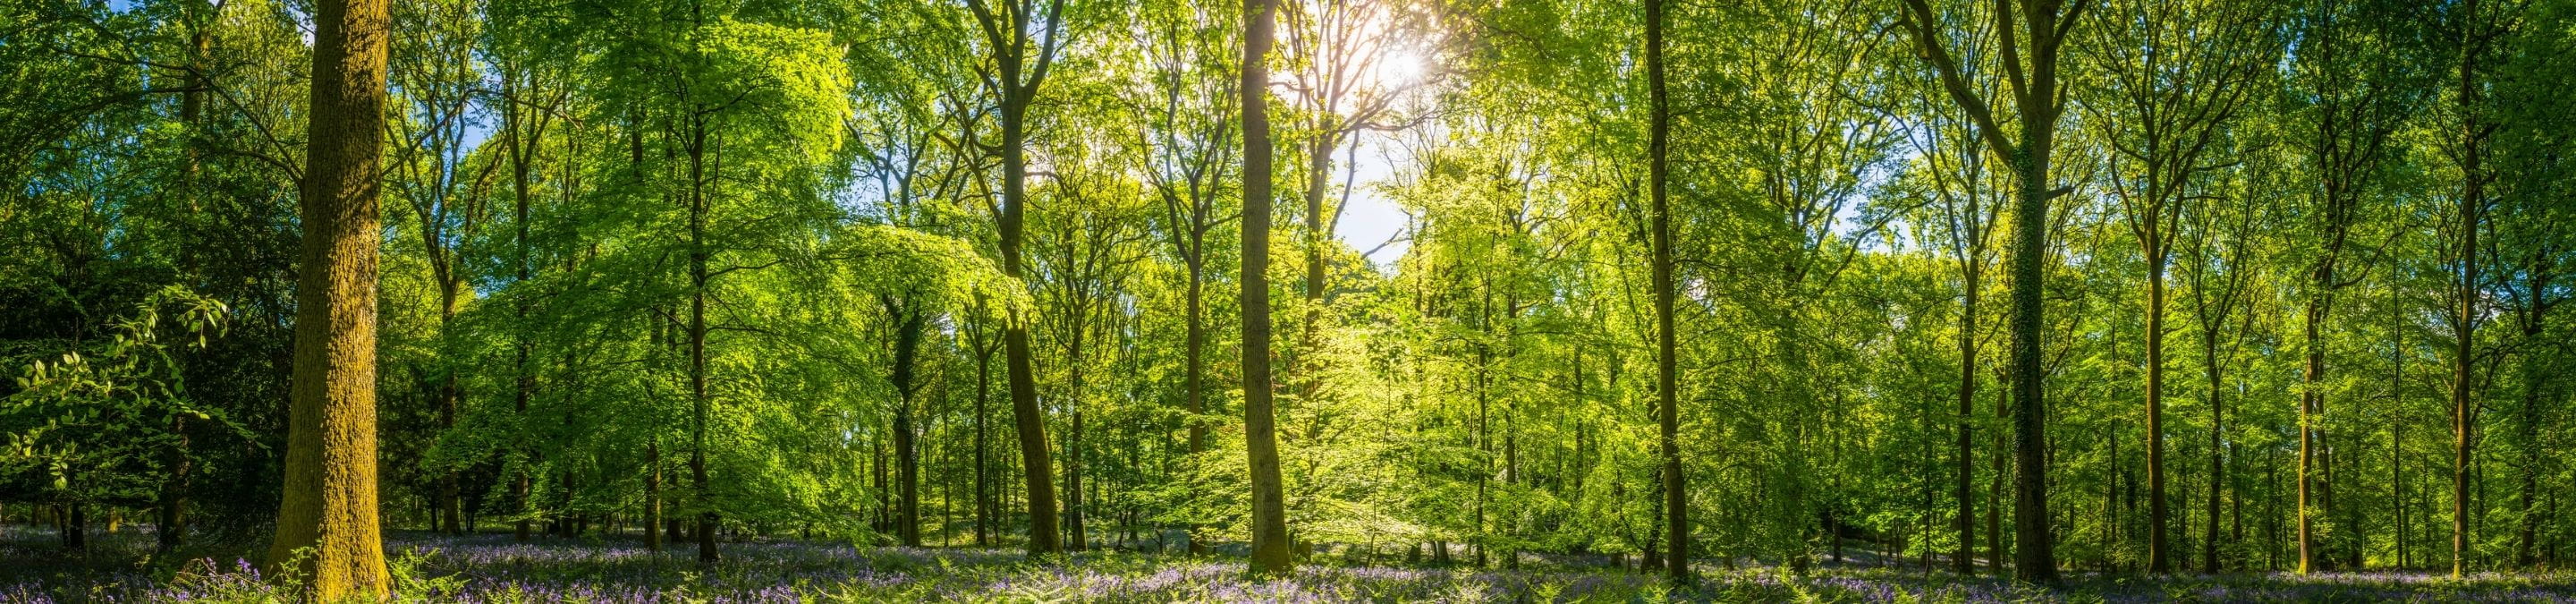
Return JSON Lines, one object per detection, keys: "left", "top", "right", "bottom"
{"left": 2, "top": 0, "right": 2574, "bottom": 600}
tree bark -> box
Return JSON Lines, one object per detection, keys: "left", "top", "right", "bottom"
{"left": 974, "top": 323, "right": 995, "bottom": 548}
{"left": 888, "top": 300, "right": 926, "bottom": 547}
{"left": 1896, "top": 0, "right": 2084, "bottom": 582}
{"left": 647, "top": 440, "right": 662, "bottom": 551}
{"left": 1647, "top": 0, "right": 1686, "bottom": 582}
{"left": 996, "top": 48, "right": 1064, "bottom": 563}
{"left": 1183, "top": 262, "right": 1208, "bottom": 555}
{"left": 1241, "top": 0, "right": 1294, "bottom": 575}
{"left": 267, "top": 0, "right": 394, "bottom": 592}
{"left": 1955, "top": 267, "right": 1979, "bottom": 574}
{"left": 2448, "top": 0, "right": 2487, "bottom": 577}
{"left": 2146, "top": 245, "right": 2169, "bottom": 574}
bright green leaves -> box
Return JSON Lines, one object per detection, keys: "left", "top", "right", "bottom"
{"left": 692, "top": 18, "right": 854, "bottom": 166}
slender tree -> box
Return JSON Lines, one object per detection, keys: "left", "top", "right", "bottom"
{"left": 1645, "top": 0, "right": 1685, "bottom": 582}
{"left": 963, "top": 0, "right": 1073, "bottom": 557}
{"left": 2083, "top": 0, "right": 2271, "bottom": 572}
{"left": 1240, "top": 0, "right": 1296, "bottom": 575}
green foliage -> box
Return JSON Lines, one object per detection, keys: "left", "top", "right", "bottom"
{"left": 3, "top": 0, "right": 2574, "bottom": 583}
{"left": 4, "top": 285, "right": 243, "bottom": 505}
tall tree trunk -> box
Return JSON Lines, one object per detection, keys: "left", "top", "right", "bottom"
{"left": 2449, "top": 1, "right": 2486, "bottom": 577}
{"left": 647, "top": 440, "right": 662, "bottom": 551}
{"left": 2517, "top": 290, "right": 2546, "bottom": 567}
{"left": 2204, "top": 322, "right": 2226, "bottom": 572}
{"left": 997, "top": 71, "right": 1063, "bottom": 562}
{"left": 2299, "top": 285, "right": 2326, "bottom": 574}
{"left": 974, "top": 330, "right": 994, "bottom": 548}
{"left": 888, "top": 301, "right": 926, "bottom": 547}
{"left": 267, "top": 0, "right": 394, "bottom": 591}
{"left": 2004, "top": 137, "right": 2062, "bottom": 585}
{"left": 2146, "top": 249, "right": 2169, "bottom": 574}
{"left": 687, "top": 116, "right": 719, "bottom": 564}
{"left": 160, "top": 12, "right": 216, "bottom": 551}
{"left": 1989, "top": 369, "right": 2006, "bottom": 574}
{"left": 1240, "top": 0, "right": 1293, "bottom": 574}
{"left": 436, "top": 287, "right": 463, "bottom": 535}
{"left": 1183, "top": 267, "right": 1208, "bottom": 556}
{"left": 504, "top": 72, "right": 543, "bottom": 547}
{"left": 1648, "top": 0, "right": 1685, "bottom": 581}
{"left": 1301, "top": 131, "right": 1336, "bottom": 401}
{"left": 1955, "top": 268, "right": 1979, "bottom": 573}
{"left": 1066, "top": 402, "right": 1086, "bottom": 551}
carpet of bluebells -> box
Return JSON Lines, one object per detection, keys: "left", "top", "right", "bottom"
{"left": 3, "top": 527, "right": 2573, "bottom": 602}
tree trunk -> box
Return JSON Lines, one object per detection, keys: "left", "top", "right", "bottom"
{"left": 1240, "top": 0, "right": 1293, "bottom": 574}
{"left": 2449, "top": 3, "right": 2486, "bottom": 576}
{"left": 1955, "top": 268, "right": 1979, "bottom": 574}
{"left": 2517, "top": 301, "right": 2546, "bottom": 567}
{"left": 2005, "top": 146, "right": 2059, "bottom": 583}
{"left": 2147, "top": 249, "right": 2169, "bottom": 574}
{"left": 267, "top": 0, "right": 394, "bottom": 591}
{"left": 889, "top": 302, "right": 926, "bottom": 547}
{"left": 688, "top": 115, "right": 719, "bottom": 563}
{"left": 974, "top": 330, "right": 994, "bottom": 548}
{"left": 1183, "top": 268, "right": 1208, "bottom": 556}
{"left": 997, "top": 63, "right": 1063, "bottom": 560}
{"left": 159, "top": 415, "right": 191, "bottom": 551}
{"left": 647, "top": 440, "right": 662, "bottom": 551}
{"left": 2300, "top": 294, "right": 2325, "bottom": 574}
{"left": 1989, "top": 370, "right": 2006, "bottom": 574}
{"left": 1646, "top": 0, "right": 1685, "bottom": 583}
{"left": 2204, "top": 321, "right": 2226, "bottom": 573}
{"left": 64, "top": 504, "right": 86, "bottom": 551}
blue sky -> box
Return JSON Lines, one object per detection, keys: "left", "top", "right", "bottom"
{"left": 1335, "top": 135, "right": 1412, "bottom": 269}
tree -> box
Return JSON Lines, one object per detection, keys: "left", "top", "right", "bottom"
{"left": 2081, "top": 0, "right": 2273, "bottom": 573}
{"left": 2283, "top": 0, "right": 2428, "bottom": 572}
{"left": 267, "top": 0, "right": 394, "bottom": 593}
{"left": 1131, "top": 0, "right": 1239, "bottom": 555}
{"left": 2436, "top": 0, "right": 2521, "bottom": 578}
{"left": 1897, "top": 0, "right": 2090, "bottom": 583}
{"left": 1644, "top": 0, "right": 1684, "bottom": 582}
{"left": 1240, "top": 0, "right": 1297, "bottom": 575}
{"left": 962, "top": 0, "right": 1074, "bottom": 557}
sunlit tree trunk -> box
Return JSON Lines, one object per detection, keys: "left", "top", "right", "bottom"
{"left": 1241, "top": 0, "right": 1293, "bottom": 574}
{"left": 267, "top": 0, "right": 394, "bottom": 592}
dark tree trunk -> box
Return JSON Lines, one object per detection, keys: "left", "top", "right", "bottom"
{"left": 888, "top": 300, "right": 926, "bottom": 547}
{"left": 1182, "top": 270, "right": 1208, "bottom": 556}
{"left": 1646, "top": 0, "right": 1685, "bottom": 583}
{"left": 996, "top": 59, "right": 1063, "bottom": 562}
{"left": 2448, "top": 0, "right": 2488, "bottom": 577}
{"left": 647, "top": 440, "right": 662, "bottom": 551}
{"left": 1955, "top": 268, "right": 1979, "bottom": 574}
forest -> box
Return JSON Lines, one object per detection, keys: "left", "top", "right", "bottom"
{"left": 3, "top": 0, "right": 2575, "bottom": 600}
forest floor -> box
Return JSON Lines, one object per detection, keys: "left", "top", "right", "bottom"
{"left": 1, "top": 527, "right": 2572, "bottom": 602}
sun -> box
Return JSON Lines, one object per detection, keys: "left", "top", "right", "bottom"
{"left": 1363, "top": 48, "right": 1426, "bottom": 92}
